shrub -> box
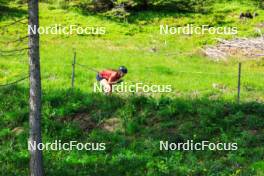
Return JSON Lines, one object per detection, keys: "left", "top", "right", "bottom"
{"left": 92, "top": 0, "right": 114, "bottom": 11}
{"left": 57, "top": 0, "right": 69, "bottom": 9}
{"left": 117, "top": 0, "right": 212, "bottom": 12}
{"left": 104, "top": 6, "right": 130, "bottom": 21}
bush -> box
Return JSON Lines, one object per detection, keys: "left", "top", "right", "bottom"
{"left": 92, "top": 0, "right": 114, "bottom": 11}
{"left": 118, "top": 0, "right": 212, "bottom": 12}
{"left": 58, "top": 0, "right": 69, "bottom": 9}
{"left": 104, "top": 6, "right": 130, "bottom": 21}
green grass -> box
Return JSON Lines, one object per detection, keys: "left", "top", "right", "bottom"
{"left": 0, "top": 1, "right": 264, "bottom": 101}
{"left": 0, "top": 0, "right": 264, "bottom": 175}
{"left": 0, "top": 86, "right": 264, "bottom": 175}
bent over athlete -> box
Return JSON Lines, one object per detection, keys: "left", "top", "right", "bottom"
{"left": 96, "top": 66, "right": 128, "bottom": 94}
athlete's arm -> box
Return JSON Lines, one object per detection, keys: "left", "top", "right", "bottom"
{"left": 108, "top": 72, "right": 119, "bottom": 84}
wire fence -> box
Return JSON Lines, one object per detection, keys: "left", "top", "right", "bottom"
{"left": 0, "top": 17, "right": 263, "bottom": 104}
{"left": 0, "top": 48, "right": 263, "bottom": 103}
{"left": 0, "top": 18, "right": 28, "bottom": 87}
{"left": 70, "top": 51, "right": 264, "bottom": 103}
{"left": 0, "top": 76, "right": 29, "bottom": 87}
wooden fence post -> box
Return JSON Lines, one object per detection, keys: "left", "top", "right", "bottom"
{"left": 71, "top": 50, "right": 76, "bottom": 89}
{"left": 237, "top": 62, "right": 242, "bottom": 104}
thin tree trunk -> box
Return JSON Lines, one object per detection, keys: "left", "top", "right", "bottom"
{"left": 28, "top": 0, "right": 44, "bottom": 175}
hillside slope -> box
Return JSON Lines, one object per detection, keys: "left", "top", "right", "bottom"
{"left": 0, "top": 87, "right": 264, "bottom": 175}
{"left": 0, "top": 1, "right": 264, "bottom": 175}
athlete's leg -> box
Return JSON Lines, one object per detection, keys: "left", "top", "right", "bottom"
{"left": 100, "top": 79, "right": 111, "bottom": 94}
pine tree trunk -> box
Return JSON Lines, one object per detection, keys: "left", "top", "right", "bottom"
{"left": 28, "top": 0, "right": 44, "bottom": 175}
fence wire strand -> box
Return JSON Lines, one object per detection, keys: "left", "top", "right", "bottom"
{"left": 0, "top": 75, "right": 29, "bottom": 87}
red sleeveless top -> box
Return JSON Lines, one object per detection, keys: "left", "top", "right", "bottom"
{"left": 99, "top": 70, "right": 121, "bottom": 82}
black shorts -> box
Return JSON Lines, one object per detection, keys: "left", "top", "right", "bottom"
{"left": 96, "top": 74, "right": 103, "bottom": 81}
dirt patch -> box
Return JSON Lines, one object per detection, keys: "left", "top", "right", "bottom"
{"left": 12, "top": 127, "right": 24, "bottom": 136}
{"left": 61, "top": 113, "right": 123, "bottom": 133}
{"left": 203, "top": 37, "right": 264, "bottom": 61}
{"left": 99, "top": 117, "right": 123, "bottom": 132}
{"left": 62, "top": 113, "right": 97, "bottom": 132}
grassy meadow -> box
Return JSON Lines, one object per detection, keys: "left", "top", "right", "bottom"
{"left": 1, "top": 1, "right": 264, "bottom": 100}
{"left": 0, "top": 0, "right": 264, "bottom": 175}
